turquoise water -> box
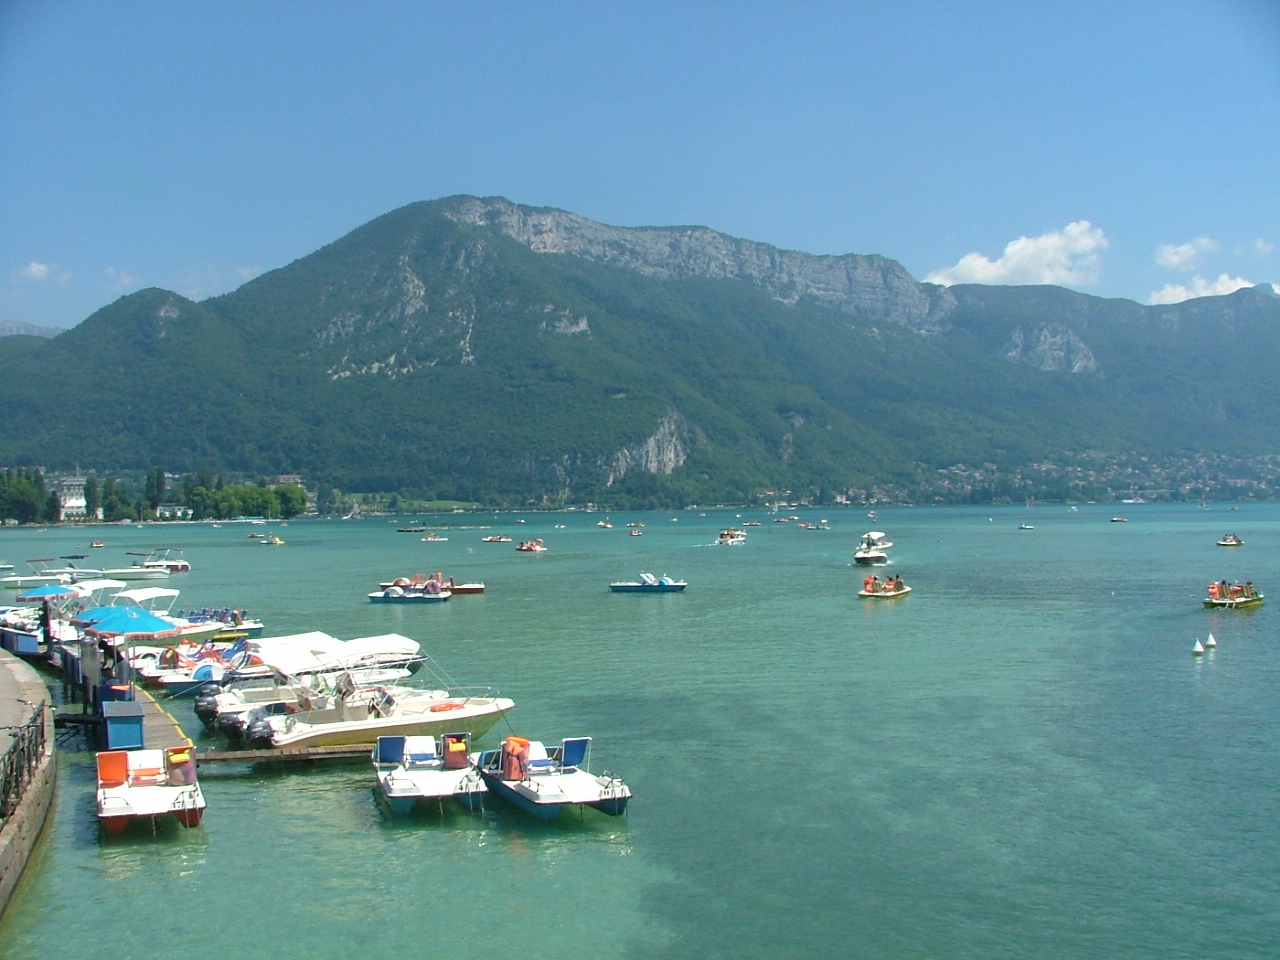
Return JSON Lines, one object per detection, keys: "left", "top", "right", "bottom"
{"left": 3, "top": 505, "right": 1280, "bottom": 959}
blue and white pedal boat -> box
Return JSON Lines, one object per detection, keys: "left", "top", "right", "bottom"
{"left": 372, "top": 734, "right": 486, "bottom": 814}
{"left": 473, "top": 736, "right": 631, "bottom": 820}
{"left": 609, "top": 572, "right": 687, "bottom": 593}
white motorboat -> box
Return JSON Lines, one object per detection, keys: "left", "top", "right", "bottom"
{"left": 141, "top": 548, "right": 192, "bottom": 572}
{"left": 473, "top": 736, "right": 631, "bottom": 820}
{"left": 1, "top": 556, "right": 101, "bottom": 590}
{"left": 100, "top": 554, "right": 172, "bottom": 580}
{"left": 196, "top": 632, "right": 423, "bottom": 735}
{"left": 715, "top": 528, "right": 747, "bottom": 545}
{"left": 95, "top": 746, "right": 206, "bottom": 835}
{"left": 372, "top": 733, "right": 486, "bottom": 813}
{"left": 263, "top": 677, "right": 514, "bottom": 749}
{"left": 854, "top": 531, "right": 891, "bottom": 564}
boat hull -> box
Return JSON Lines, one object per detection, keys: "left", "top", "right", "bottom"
{"left": 368, "top": 591, "right": 451, "bottom": 603}
{"left": 376, "top": 769, "right": 487, "bottom": 814}
{"left": 476, "top": 768, "right": 631, "bottom": 820}
{"left": 1203, "top": 595, "right": 1264, "bottom": 609}
{"left": 609, "top": 583, "right": 686, "bottom": 592}
{"left": 271, "top": 698, "right": 513, "bottom": 749}
{"left": 858, "top": 586, "right": 911, "bottom": 599}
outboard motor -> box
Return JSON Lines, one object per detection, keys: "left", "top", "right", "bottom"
{"left": 218, "top": 709, "right": 250, "bottom": 742}
{"left": 245, "top": 709, "right": 276, "bottom": 748}
{"left": 194, "top": 683, "right": 225, "bottom": 728}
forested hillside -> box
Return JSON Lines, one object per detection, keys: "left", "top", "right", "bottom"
{"left": 2, "top": 197, "right": 1277, "bottom": 506}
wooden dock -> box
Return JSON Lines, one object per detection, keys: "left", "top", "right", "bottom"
{"left": 195, "top": 744, "right": 370, "bottom": 765}
{"left": 132, "top": 686, "right": 193, "bottom": 750}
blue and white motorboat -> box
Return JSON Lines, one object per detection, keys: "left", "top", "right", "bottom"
{"left": 372, "top": 733, "right": 486, "bottom": 814}
{"left": 609, "top": 572, "right": 687, "bottom": 593}
{"left": 473, "top": 736, "right": 631, "bottom": 820}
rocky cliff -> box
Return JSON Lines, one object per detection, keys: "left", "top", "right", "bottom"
{"left": 443, "top": 196, "right": 956, "bottom": 334}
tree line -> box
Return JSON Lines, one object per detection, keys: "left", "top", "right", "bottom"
{"left": 0, "top": 467, "right": 308, "bottom": 523}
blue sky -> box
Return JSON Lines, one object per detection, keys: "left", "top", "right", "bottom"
{"left": 2, "top": 1, "right": 1278, "bottom": 329}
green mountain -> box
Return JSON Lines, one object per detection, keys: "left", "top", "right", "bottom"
{"left": 2, "top": 196, "right": 1278, "bottom": 506}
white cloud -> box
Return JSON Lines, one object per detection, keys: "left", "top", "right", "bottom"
{"left": 1155, "top": 236, "right": 1218, "bottom": 270}
{"left": 926, "top": 221, "right": 1108, "bottom": 287}
{"left": 104, "top": 266, "right": 139, "bottom": 293}
{"left": 1256, "top": 238, "right": 1274, "bottom": 256}
{"left": 1148, "top": 273, "right": 1254, "bottom": 305}
{"left": 20, "top": 261, "right": 49, "bottom": 280}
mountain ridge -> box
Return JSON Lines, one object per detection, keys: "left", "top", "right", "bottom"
{"left": 2, "top": 196, "right": 1279, "bottom": 506}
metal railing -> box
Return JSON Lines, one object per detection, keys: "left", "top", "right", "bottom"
{"left": 1, "top": 701, "right": 48, "bottom": 820}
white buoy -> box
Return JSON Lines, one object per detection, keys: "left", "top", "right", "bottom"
{"left": 1192, "top": 639, "right": 1205, "bottom": 656}
{"left": 1205, "top": 633, "right": 1217, "bottom": 648}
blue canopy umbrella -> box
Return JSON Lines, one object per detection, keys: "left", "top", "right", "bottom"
{"left": 84, "top": 607, "right": 182, "bottom": 640}
{"left": 15, "top": 582, "right": 85, "bottom": 602}
{"left": 71, "top": 604, "right": 129, "bottom": 627}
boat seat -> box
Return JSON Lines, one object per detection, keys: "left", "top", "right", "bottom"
{"left": 127, "top": 749, "right": 167, "bottom": 785}
{"left": 403, "top": 735, "right": 437, "bottom": 767}
{"left": 374, "top": 736, "right": 406, "bottom": 766}
{"left": 526, "top": 741, "right": 554, "bottom": 774}
{"left": 560, "top": 737, "right": 591, "bottom": 770}
{"left": 640, "top": 573, "right": 658, "bottom": 585}
{"left": 96, "top": 750, "right": 129, "bottom": 788}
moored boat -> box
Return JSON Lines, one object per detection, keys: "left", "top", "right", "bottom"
{"left": 372, "top": 733, "right": 486, "bottom": 814}
{"left": 481, "top": 535, "right": 512, "bottom": 542}
{"left": 95, "top": 746, "right": 206, "bottom": 835}
{"left": 473, "top": 736, "right": 631, "bottom": 820}
{"left": 262, "top": 682, "right": 515, "bottom": 749}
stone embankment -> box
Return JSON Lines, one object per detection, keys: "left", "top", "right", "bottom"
{"left": 0, "top": 651, "right": 56, "bottom": 919}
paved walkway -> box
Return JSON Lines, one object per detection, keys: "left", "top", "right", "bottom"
{"left": 0, "top": 651, "right": 48, "bottom": 751}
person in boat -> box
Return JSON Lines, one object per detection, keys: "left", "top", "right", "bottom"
{"left": 871, "top": 576, "right": 881, "bottom": 593}
{"left": 863, "top": 576, "right": 874, "bottom": 593}
{"left": 1208, "top": 582, "right": 1220, "bottom": 600}
{"left": 893, "top": 575, "right": 905, "bottom": 592}
{"left": 1244, "top": 581, "right": 1255, "bottom": 598}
